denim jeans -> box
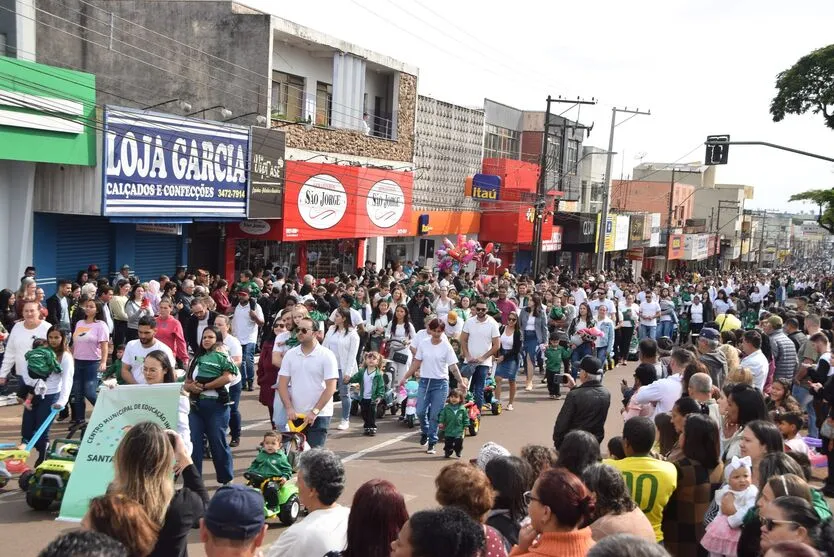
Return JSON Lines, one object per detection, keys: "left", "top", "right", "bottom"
{"left": 639, "top": 325, "right": 656, "bottom": 340}
{"left": 570, "top": 343, "right": 593, "bottom": 378}
{"left": 416, "top": 377, "right": 449, "bottom": 445}
{"left": 657, "top": 321, "right": 674, "bottom": 339}
{"left": 189, "top": 398, "right": 234, "bottom": 484}
{"left": 70, "top": 359, "right": 100, "bottom": 422}
{"left": 306, "top": 416, "right": 332, "bottom": 448}
{"left": 793, "top": 384, "right": 818, "bottom": 438}
{"left": 21, "top": 392, "right": 59, "bottom": 465}
{"left": 228, "top": 381, "right": 242, "bottom": 440}
{"left": 337, "top": 369, "right": 352, "bottom": 422}
{"left": 272, "top": 393, "right": 288, "bottom": 432}
{"left": 240, "top": 342, "right": 256, "bottom": 385}
{"left": 468, "top": 365, "right": 489, "bottom": 409}
{"left": 596, "top": 347, "right": 610, "bottom": 365}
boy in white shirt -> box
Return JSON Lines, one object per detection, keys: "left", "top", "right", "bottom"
{"left": 776, "top": 412, "right": 809, "bottom": 455}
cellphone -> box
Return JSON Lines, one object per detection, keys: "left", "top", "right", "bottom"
{"left": 249, "top": 299, "right": 257, "bottom": 310}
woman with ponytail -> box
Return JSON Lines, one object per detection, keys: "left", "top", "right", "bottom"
{"left": 510, "top": 467, "right": 596, "bottom": 556}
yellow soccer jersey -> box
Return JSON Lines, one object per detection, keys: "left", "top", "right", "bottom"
{"left": 604, "top": 456, "right": 677, "bottom": 541}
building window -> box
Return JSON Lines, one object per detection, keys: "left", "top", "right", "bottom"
{"left": 271, "top": 71, "right": 304, "bottom": 121}
{"left": 484, "top": 124, "right": 520, "bottom": 159}
{"left": 315, "top": 82, "right": 332, "bottom": 127}
{"left": 566, "top": 140, "right": 579, "bottom": 176}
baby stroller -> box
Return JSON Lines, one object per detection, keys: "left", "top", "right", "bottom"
{"left": 482, "top": 375, "right": 502, "bottom": 415}
{"left": 376, "top": 360, "right": 399, "bottom": 419}
{"left": 399, "top": 379, "right": 419, "bottom": 428}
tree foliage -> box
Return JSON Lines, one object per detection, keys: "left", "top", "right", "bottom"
{"left": 789, "top": 189, "right": 834, "bottom": 233}
{"left": 770, "top": 44, "right": 834, "bottom": 129}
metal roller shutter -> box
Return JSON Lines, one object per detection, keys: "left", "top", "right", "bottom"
{"left": 56, "top": 216, "right": 111, "bottom": 282}
{"left": 133, "top": 232, "right": 178, "bottom": 283}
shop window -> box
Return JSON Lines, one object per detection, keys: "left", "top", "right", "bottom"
{"left": 315, "top": 82, "right": 333, "bottom": 126}
{"left": 566, "top": 140, "right": 579, "bottom": 176}
{"left": 307, "top": 240, "right": 356, "bottom": 278}
{"left": 271, "top": 71, "right": 304, "bottom": 121}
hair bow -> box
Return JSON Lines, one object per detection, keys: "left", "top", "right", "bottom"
{"left": 726, "top": 455, "right": 753, "bottom": 482}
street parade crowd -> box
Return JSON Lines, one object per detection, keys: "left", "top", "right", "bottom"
{"left": 4, "top": 258, "right": 834, "bottom": 556}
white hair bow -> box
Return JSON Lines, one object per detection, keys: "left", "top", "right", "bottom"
{"left": 728, "top": 455, "right": 752, "bottom": 475}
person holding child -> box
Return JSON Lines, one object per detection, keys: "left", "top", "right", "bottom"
{"left": 437, "top": 388, "right": 469, "bottom": 458}
{"left": 343, "top": 351, "right": 385, "bottom": 435}
{"left": 701, "top": 455, "right": 758, "bottom": 556}
{"left": 184, "top": 326, "right": 237, "bottom": 484}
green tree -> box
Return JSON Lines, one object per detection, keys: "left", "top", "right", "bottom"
{"left": 770, "top": 44, "right": 834, "bottom": 129}
{"left": 789, "top": 189, "right": 834, "bottom": 233}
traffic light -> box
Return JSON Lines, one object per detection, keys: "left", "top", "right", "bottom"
{"left": 705, "top": 135, "right": 730, "bottom": 165}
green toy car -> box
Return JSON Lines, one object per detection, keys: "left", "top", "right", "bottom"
{"left": 244, "top": 473, "right": 301, "bottom": 525}
{"left": 19, "top": 439, "right": 79, "bottom": 511}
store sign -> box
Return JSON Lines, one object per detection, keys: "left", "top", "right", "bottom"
{"left": 248, "top": 127, "right": 285, "bottom": 219}
{"left": 366, "top": 179, "right": 405, "bottom": 228}
{"left": 103, "top": 107, "right": 250, "bottom": 218}
{"left": 135, "top": 223, "right": 181, "bottom": 235}
{"left": 649, "top": 213, "right": 661, "bottom": 247}
{"left": 559, "top": 212, "right": 597, "bottom": 245}
{"left": 417, "top": 214, "right": 431, "bottom": 235}
{"left": 238, "top": 219, "right": 271, "bottom": 235}
{"left": 614, "top": 215, "right": 630, "bottom": 251}
{"left": 667, "top": 234, "right": 685, "bottom": 259}
{"left": 284, "top": 162, "right": 412, "bottom": 240}
{"left": 683, "top": 234, "right": 709, "bottom": 260}
{"left": 629, "top": 215, "right": 650, "bottom": 248}
{"left": 470, "top": 174, "right": 501, "bottom": 201}
{"left": 541, "top": 227, "right": 563, "bottom": 252}
{"left": 604, "top": 216, "right": 616, "bottom": 252}
{"left": 626, "top": 248, "right": 644, "bottom": 261}
{"left": 298, "top": 174, "right": 348, "bottom": 229}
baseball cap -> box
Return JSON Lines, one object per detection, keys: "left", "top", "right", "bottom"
{"left": 88, "top": 264, "right": 100, "bottom": 272}
{"left": 121, "top": 264, "right": 130, "bottom": 270}
{"left": 768, "top": 315, "right": 784, "bottom": 329}
{"left": 203, "top": 485, "right": 265, "bottom": 541}
{"left": 699, "top": 327, "right": 720, "bottom": 341}
{"left": 579, "top": 356, "right": 603, "bottom": 376}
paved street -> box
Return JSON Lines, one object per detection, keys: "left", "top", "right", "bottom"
{"left": 0, "top": 362, "right": 639, "bottom": 555}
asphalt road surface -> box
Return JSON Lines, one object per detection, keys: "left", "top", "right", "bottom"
{"left": 0, "top": 361, "right": 658, "bottom": 556}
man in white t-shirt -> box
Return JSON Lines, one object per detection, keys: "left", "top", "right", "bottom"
{"left": 398, "top": 319, "right": 466, "bottom": 454}
{"left": 740, "top": 329, "right": 769, "bottom": 391}
{"left": 461, "top": 301, "right": 500, "bottom": 411}
{"left": 121, "top": 317, "right": 175, "bottom": 384}
{"left": 638, "top": 291, "right": 661, "bottom": 340}
{"left": 215, "top": 314, "right": 244, "bottom": 447}
{"left": 233, "top": 288, "right": 264, "bottom": 392}
{"left": 277, "top": 318, "right": 338, "bottom": 448}
{"left": 588, "top": 289, "right": 615, "bottom": 316}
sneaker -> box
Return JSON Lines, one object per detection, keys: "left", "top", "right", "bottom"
{"left": 506, "top": 404, "right": 514, "bottom": 411}
{"left": 548, "top": 394, "right": 556, "bottom": 400}
{"left": 444, "top": 452, "right": 452, "bottom": 458}
{"left": 525, "top": 384, "right": 533, "bottom": 392}
{"left": 420, "top": 434, "right": 428, "bottom": 446}
{"left": 371, "top": 428, "right": 378, "bottom": 436}
{"left": 337, "top": 419, "right": 350, "bottom": 430}
{"left": 363, "top": 428, "right": 371, "bottom": 436}
{"left": 427, "top": 444, "right": 436, "bottom": 454}
{"left": 554, "top": 393, "right": 562, "bottom": 400}
{"left": 229, "top": 438, "right": 240, "bottom": 448}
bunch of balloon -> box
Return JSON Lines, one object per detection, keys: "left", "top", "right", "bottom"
{"left": 434, "top": 235, "right": 501, "bottom": 274}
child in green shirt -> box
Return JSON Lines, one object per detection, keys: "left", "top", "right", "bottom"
{"left": 344, "top": 352, "right": 386, "bottom": 435}
{"left": 544, "top": 336, "right": 572, "bottom": 400}
{"left": 190, "top": 344, "right": 238, "bottom": 405}
{"left": 101, "top": 344, "right": 126, "bottom": 386}
{"left": 20, "top": 340, "right": 62, "bottom": 410}
{"left": 437, "top": 389, "right": 469, "bottom": 458}
{"left": 245, "top": 431, "right": 293, "bottom": 509}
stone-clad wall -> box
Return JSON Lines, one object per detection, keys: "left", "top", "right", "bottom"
{"left": 284, "top": 73, "right": 416, "bottom": 163}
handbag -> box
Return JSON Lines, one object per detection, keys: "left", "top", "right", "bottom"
{"left": 392, "top": 351, "right": 409, "bottom": 365}
{"left": 460, "top": 363, "right": 476, "bottom": 378}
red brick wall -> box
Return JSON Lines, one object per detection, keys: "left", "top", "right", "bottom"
{"left": 521, "top": 131, "right": 542, "bottom": 164}
{"left": 611, "top": 181, "right": 694, "bottom": 226}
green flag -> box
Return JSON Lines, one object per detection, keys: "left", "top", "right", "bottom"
{"left": 57, "top": 383, "right": 181, "bottom": 521}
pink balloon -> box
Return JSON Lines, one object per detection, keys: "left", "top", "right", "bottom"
{"left": 485, "top": 242, "right": 494, "bottom": 255}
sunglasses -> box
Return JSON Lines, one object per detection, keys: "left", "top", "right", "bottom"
{"left": 475, "top": 307, "right": 487, "bottom": 312}
{"left": 274, "top": 323, "right": 286, "bottom": 328}
{"left": 522, "top": 491, "right": 541, "bottom": 506}
{"left": 759, "top": 516, "right": 798, "bottom": 531}
{"left": 297, "top": 327, "right": 312, "bottom": 334}
{"left": 508, "top": 316, "right": 518, "bottom": 321}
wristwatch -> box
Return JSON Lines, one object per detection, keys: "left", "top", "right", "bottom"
{"left": 311, "top": 408, "right": 320, "bottom": 416}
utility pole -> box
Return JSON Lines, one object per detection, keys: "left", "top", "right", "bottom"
{"left": 532, "top": 96, "right": 596, "bottom": 277}
{"left": 597, "top": 106, "right": 651, "bottom": 272}
{"left": 758, "top": 211, "right": 767, "bottom": 266}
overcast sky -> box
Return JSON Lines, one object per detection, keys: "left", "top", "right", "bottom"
{"left": 247, "top": 0, "right": 834, "bottom": 213}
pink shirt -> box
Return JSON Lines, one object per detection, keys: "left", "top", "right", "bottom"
{"left": 72, "top": 320, "right": 109, "bottom": 361}
{"left": 496, "top": 299, "right": 518, "bottom": 325}
{"left": 155, "top": 316, "right": 188, "bottom": 363}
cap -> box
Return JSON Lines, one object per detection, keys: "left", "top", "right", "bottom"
{"left": 579, "top": 356, "right": 603, "bottom": 376}
{"left": 203, "top": 485, "right": 265, "bottom": 541}
{"left": 88, "top": 264, "right": 100, "bottom": 272}
{"left": 121, "top": 264, "right": 130, "bottom": 270}
{"left": 699, "top": 327, "right": 720, "bottom": 341}
{"left": 475, "top": 442, "right": 510, "bottom": 470}
{"left": 768, "top": 315, "right": 784, "bottom": 329}
{"left": 302, "top": 296, "right": 317, "bottom": 306}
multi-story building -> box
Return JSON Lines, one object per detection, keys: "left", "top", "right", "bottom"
{"left": 632, "top": 161, "right": 716, "bottom": 189}
{"left": 691, "top": 184, "right": 754, "bottom": 266}
{"left": 27, "top": 0, "right": 419, "bottom": 284}
{"left": 409, "top": 95, "right": 483, "bottom": 268}
{"left": 610, "top": 179, "right": 695, "bottom": 230}
{"left": 579, "top": 146, "right": 608, "bottom": 213}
